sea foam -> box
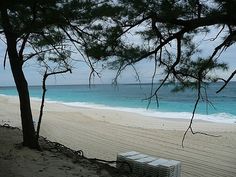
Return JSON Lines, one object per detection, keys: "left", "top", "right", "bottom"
{"left": 63, "top": 101, "right": 236, "bottom": 124}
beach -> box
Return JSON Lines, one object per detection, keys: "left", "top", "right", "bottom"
{"left": 1, "top": 95, "right": 236, "bottom": 177}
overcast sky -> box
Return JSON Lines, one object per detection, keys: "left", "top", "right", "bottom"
{"left": 0, "top": 31, "right": 235, "bottom": 86}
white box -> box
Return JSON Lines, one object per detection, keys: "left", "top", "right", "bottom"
{"left": 159, "top": 160, "right": 181, "bottom": 177}
{"left": 146, "top": 158, "right": 169, "bottom": 177}
{"left": 116, "top": 151, "right": 141, "bottom": 171}
{"left": 133, "top": 156, "right": 157, "bottom": 176}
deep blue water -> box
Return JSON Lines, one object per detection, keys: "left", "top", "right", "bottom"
{"left": 0, "top": 82, "right": 236, "bottom": 123}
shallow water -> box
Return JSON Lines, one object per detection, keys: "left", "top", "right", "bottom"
{"left": 1, "top": 82, "right": 236, "bottom": 123}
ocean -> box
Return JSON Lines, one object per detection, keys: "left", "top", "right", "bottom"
{"left": 0, "top": 82, "right": 236, "bottom": 123}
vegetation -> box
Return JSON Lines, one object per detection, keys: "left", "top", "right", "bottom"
{"left": 0, "top": 0, "right": 119, "bottom": 149}
{"left": 0, "top": 0, "right": 235, "bottom": 148}
{"left": 83, "top": 0, "right": 236, "bottom": 142}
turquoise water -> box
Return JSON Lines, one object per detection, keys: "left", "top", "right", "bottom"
{"left": 0, "top": 82, "right": 236, "bottom": 123}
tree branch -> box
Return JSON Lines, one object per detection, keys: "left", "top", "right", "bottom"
{"left": 36, "top": 68, "right": 72, "bottom": 141}
{"left": 146, "top": 36, "right": 182, "bottom": 101}
{"left": 19, "top": 33, "right": 30, "bottom": 61}
{"left": 209, "top": 30, "right": 236, "bottom": 62}
{"left": 147, "top": 50, "right": 161, "bottom": 109}
{"left": 3, "top": 48, "right": 8, "bottom": 69}
{"left": 210, "top": 25, "right": 225, "bottom": 41}
{"left": 216, "top": 70, "right": 236, "bottom": 93}
{"left": 153, "top": 14, "right": 236, "bottom": 28}
{"left": 24, "top": 48, "right": 57, "bottom": 62}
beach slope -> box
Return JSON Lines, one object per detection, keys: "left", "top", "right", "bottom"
{"left": 1, "top": 95, "right": 236, "bottom": 177}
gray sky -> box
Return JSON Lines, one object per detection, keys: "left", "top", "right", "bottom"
{"left": 0, "top": 32, "right": 235, "bottom": 86}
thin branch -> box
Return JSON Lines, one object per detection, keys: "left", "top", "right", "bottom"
{"left": 0, "top": 35, "right": 7, "bottom": 44}
{"left": 130, "top": 64, "right": 142, "bottom": 84}
{"left": 182, "top": 81, "right": 221, "bottom": 147}
{"left": 68, "top": 22, "right": 98, "bottom": 42}
{"left": 116, "top": 15, "right": 152, "bottom": 40}
{"left": 46, "top": 68, "right": 72, "bottom": 77}
{"left": 18, "top": 2, "right": 38, "bottom": 62}
{"left": 147, "top": 49, "right": 161, "bottom": 109}
{"left": 210, "top": 25, "right": 225, "bottom": 41}
{"left": 40, "top": 32, "right": 65, "bottom": 57}
{"left": 86, "top": 56, "right": 101, "bottom": 86}
{"left": 61, "top": 25, "right": 101, "bottom": 86}
{"left": 209, "top": 31, "right": 236, "bottom": 62}
{"left": 19, "top": 33, "right": 30, "bottom": 61}
{"left": 153, "top": 14, "right": 236, "bottom": 28}
{"left": 36, "top": 68, "right": 72, "bottom": 141}
{"left": 61, "top": 26, "right": 82, "bottom": 45}
{"left": 182, "top": 81, "right": 201, "bottom": 147}
{"left": 130, "top": 27, "right": 187, "bottom": 65}
{"left": 147, "top": 36, "right": 182, "bottom": 101}
{"left": 40, "top": 31, "right": 71, "bottom": 69}
{"left": 172, "top": 36, "right": 182, "bottom": 68}
{"left": 202, "top": 86, "right": 216, "bottom": 114}
{"left": 216, "top": 69, "right": 236, "bottom": 93}
{"left": 112, "top": 61, "right": 128, "bottom": 85}
{"left": 151, "top": 13, "right": 164, "bottom": 40}
{"left": 3, "top": 48, "right": 8, "bottom": 69}
{"left": 24, "top": 48, "right": 57, "bottom": 62}
{"left": 153, "top": 73, "right": 170, "bottom": 98}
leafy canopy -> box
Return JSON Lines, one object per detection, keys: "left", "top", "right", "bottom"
{"left": 81, "top": 0, "right": 236, "bottom": 144}
{"left": 0, "top": 0, "right": 122, "bottom": 73}
{"left": 84, "top": 0, "right": 235, "bottom": 91}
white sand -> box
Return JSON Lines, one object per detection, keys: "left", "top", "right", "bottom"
{"left": 1, "top": 95, "right": 236, "bottom": 177}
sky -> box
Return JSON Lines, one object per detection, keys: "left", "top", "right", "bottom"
{"left": 0, "top": 30, "right": 235, "bottom": 86}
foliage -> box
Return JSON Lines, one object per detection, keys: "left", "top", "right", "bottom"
{"left": 0, "top": 0, "right": 122, "bottom": 148}
{"left": 84, "top": 0, "right": 236, "bottom": 90}
{"left": 82, "top": 0, "right": 236, "bottom": 145}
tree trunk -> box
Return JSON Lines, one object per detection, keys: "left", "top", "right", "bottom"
{"left": 8, "top": 47, "right": 39, "bottom": 149}
{"left": 1, "top": 8, "right": 39, "bottom": 149}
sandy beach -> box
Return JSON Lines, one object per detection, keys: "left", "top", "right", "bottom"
{"left": 0, "top": 95, "right": 236, "bottom": 177}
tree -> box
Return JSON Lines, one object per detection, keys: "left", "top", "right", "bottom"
{"left": 1, "top": 0, "right": 235, "bottom": 149}
{"left": 83, "top": 0, "right": 236, "bottom": 143}
{"left": 0, "top": 0, "right": 120, "bottom": 149}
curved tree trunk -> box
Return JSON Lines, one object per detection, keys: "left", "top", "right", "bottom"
{"left": 8, "top": 49, "right": 39, "bottom": 149}
{"left": 1, "top": 8, "right": 39, "bottom": 149}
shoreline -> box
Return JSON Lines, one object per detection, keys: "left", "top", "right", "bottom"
{"left": 1, "top": 95, "right": 236, "bottom": 177}
{"left": 1, "top": 93, "right": 236, "bottom": 125}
